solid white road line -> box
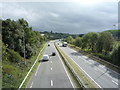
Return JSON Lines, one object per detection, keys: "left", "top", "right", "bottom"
{"left": 18, "top": 47, "right": 45, "bottom": 89}
{"left": 30, "top": 82, "right": 33, "bottom": 88}
{"left": 51, "top": 80, "right": 53, "bottom": 86}
{"left": 112, "top": 80, "right": 118, "bottom": 85}
{"left": 35, "top": 63, "right": 41, "bottom": 76}
{"left": 61, "top": 48, "right": 102, "bottom": 88}
{"left": 54, "top": 44, "right": 75, "bottom": 88}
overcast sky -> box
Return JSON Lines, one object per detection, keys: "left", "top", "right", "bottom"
{"left": 0, "top": 0, "right": 119, "bottom": 34}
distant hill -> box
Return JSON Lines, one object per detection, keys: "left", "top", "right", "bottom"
{"left": 40, "top": 31, "right": 77, "bottom": 40}
{"left": 41, "top": 30, "right": 120, "bottom": 41}
{"left": 104, "top": 30, "right": 120, "bottom": 41}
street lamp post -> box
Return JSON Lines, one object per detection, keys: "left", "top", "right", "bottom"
{"left": 113, "top": 24, "right": 116, "bottom": 30}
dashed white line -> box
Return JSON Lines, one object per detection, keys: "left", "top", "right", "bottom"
{"left": 51, "top": 61, "right": 52, "bottom": 63}
{"left": 51, "top": 67, "right": 52, "bottom": 70}
{"left": 112, "top": 80, "right": 118, "bottom": 85}
{"left": 54, "top": 45, "right": 75, "bottom": 88}
{"left": 30, "top": 82, "right": 33, "bottom": 88}
{"left": 51, "top": 80, "right": 53, "bottom": 86}
{"left": 35, "top": 63, "right": 41, "bottom": 76}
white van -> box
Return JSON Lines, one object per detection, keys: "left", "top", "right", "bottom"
{"left": 63, "top": 42, "right": 67, "bottom": 47}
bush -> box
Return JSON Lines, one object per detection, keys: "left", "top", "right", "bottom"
{"left": 94, "top": 53, "right": 111, "bottom": 62}
{"left": 110, "top": 44, "right": 120, "bottom": 66}
{"left": 7, "top": 49, "right": 22, "bottom": 63}
{"left": 2, "top": 64, "right": 20, "bottom": 88}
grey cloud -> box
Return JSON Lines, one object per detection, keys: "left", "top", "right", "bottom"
{"left": 1, "top": 2, "right": 118, "bottom": 34}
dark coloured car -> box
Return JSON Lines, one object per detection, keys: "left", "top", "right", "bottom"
{"left": 48, "top": 44, "right": 50, "bottom": 46}
{"left": 51, "top": 52, "right": 56, "bottom": 56}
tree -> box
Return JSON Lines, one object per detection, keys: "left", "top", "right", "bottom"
{"left": 66, "top": 36, "right": 74, "bottom": 44}
{"left": 81, "top": 33, "right": 90, "bottom": 49}
{"left": 81, "top": 32, "right": 99, "bottom": 51}
{"left": 74, "top": 36, "right": 82, "bottom": 47}
{"left": 96, "top": 32, "right": 114, "bottom": 54}
{"left": 110, "top": 43, "right": 120, "bottom": 66}
{"left": 2, "top": 18, "right": 46, "bottom": 59}
{"left": 88, "top": 32, "right": 99, "bottom": 52}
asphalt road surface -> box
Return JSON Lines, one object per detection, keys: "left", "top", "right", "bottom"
{"left": 27, "top": 41, "right": 73, "bottom": 88}
{"left": 59, "top": 44, "right": 120, "bottom": 89}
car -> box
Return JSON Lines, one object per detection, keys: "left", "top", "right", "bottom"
{"left": 48, "top": 44, "right": 50, "bottom": 46}
{"left": 42, "top": 55, "right": 49, "bottom": 61}
{"left": 51, "top": 52, "right": 56, "bottom": 56}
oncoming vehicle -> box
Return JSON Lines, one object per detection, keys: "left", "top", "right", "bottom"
{"left": 63, "top": 42, "right": 67, "bottom": 47}
{"left": 42, "top": 55, "right": 49, "bottom": 61}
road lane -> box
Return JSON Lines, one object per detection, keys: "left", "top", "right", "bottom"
{"left": 59, "top": 45, "right": 120, "bottom": 88}
{"left": 26, "top": 41, "right": 73, "bottom": 88}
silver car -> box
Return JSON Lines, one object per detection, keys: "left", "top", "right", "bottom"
{"left": 42, "top": 55, "right": 49, "bottom": 61}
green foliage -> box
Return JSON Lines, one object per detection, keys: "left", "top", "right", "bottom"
{"left": 8, "top": 49, "right": 22, "bottom": 63}
{"left": 3, "top": 64, "right": 19, "bottom": 88}
{"left": 3, "top": 43, "right": 22, "bottom": 63}
{"left": 41, "top": 31, "right": 77, "bottom": 40}
{"left": 74, "top": 36, "right": 82, "bottom": 47}
{"left": 104, "top": 30, "right": 120, "bottom": 41}
{"left": 66, "top": 36, "right": 74, "bottom": 44}
{"left": 110, "top": 43, "right": 120, "bottom": 66}
{"left": 96, "top": 32, "right": 114, "bottom": 54}
{"left": 69, "top": 31, "right": 119, "bottom": 66}
{"left": 82, "top": 32, "right": 99, "bottom": 51}
{"left": 2, "top": 18, "right": 46, "bottom": 59}
{"left": 2, "top": 18, "right": 47, "bottom": 88}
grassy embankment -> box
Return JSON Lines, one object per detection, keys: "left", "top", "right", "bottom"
{"left": 3, "top": 42, "right": 47, "bottom": 88}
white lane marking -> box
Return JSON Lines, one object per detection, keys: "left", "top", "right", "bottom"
{"left": 35, "top": 63, "right": 41, "bottom": 76}
{"left": 51, "top": 80, "right": 53, "bottom": 86}
{"left": 51, "top": 61, "right": 52, "bottom": 63}
{"left": 96, "top": 67, "right": 105, "bottom": 73}
{"left": 75, "top": 48, "right": 120, "bottom": 76}
{"left": 51, "top": 67, "right": 52, "bottom": 70}
{"left": 62, "top": 46, "right": 120, "bottom": 87}
{"left": 63, "top": 51, "right": 102, "bottom": 88}
{"left": 99, "top": 65, "right": 105, "bottom": 69}
{"left": 54, "top": 45, "right": 75, "bottom": 88}
{"left": 30, "top": 82, "right": 33, "bottom": 88}
{"left": 112, "top": 80, "right": 118, "bottom": 85}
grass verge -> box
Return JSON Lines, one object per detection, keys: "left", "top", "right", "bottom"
{"left": 21, "top": 42, "right": 48, "bottom": 88}
{"left": 68, "top": 44, "right": 120, "bottom": 73}
{"left": 55, "top": 43, "right": 97, "bottom": 89}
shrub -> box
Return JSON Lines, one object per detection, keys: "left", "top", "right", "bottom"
{"left": 7, "top": 49, "right": 22, "bottom": 63}
{"left": 110, "top": 44, "right": 120, "bottom": 66}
